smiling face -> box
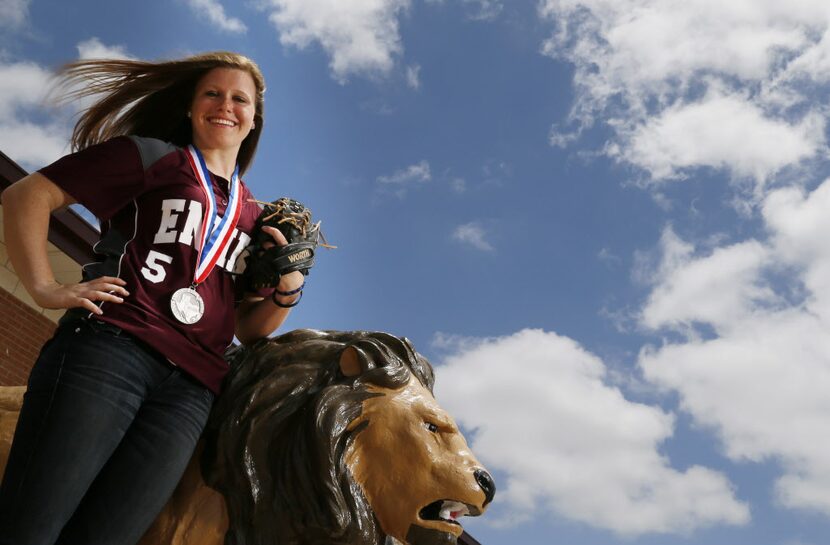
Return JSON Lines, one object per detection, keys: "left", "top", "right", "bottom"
{"left": 189, "top": 67, "right": 258, "bottom": 157}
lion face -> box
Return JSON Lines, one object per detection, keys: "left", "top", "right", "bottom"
{"left": 345, "top": 376, "right": 494, "bottom": 545}
{"left": 209, "top": 331, "right": 495, "bottom": 545}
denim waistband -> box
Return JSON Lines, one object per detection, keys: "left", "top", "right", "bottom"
{"left": 84, "top": 318, "right": 128, "bottom": 336}
{"left": 55, "top": 313, "right": 209, "bottom": 391}
{"left": 59, "top": 314, "right": 127, "bottom": 336}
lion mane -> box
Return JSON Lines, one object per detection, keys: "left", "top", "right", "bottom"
{"left": 202, "top": 329, "right": 435, "bottom": 545}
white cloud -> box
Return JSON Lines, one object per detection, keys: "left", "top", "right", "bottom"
{"left": 452, "top": 222, "right": 493, "bottom": 252}
{"left": 376, "top": 160, "right": 430, "bottom": 197}
{"left": 434, "top": 329, "right": 749, "bottom": 535}
{"left": 638, "top": 179, "right": 830, "bottom": 514}
{"left": 0, "top": 0, "right": 30, "bottom": 28}
{"left": 620, "top": 93, "right": 824, "bottom": 183}
{"left": 0, "top": 61, "right": 51, "bottom": 118}
{"left": 540, "top": 0, "right": 830, "bottom": 518}
{"left": 262, "top": 0, "right": 410, "bottom": 82}
{"left": 0, "top": 39, "right": 137, "bottom": 170}
{"left": 481, "top": 159, "right": 512, "bottom": 185}
{"left": 406, "top": 63, "right": 420, "bottom": 89}
{"left": 377, "top": 160, "right": 430, "bottom": 184}
{"left": 597, "top": 247, "right": 622, "bottom": 267}
{"left": 538, "top": 0, "right": 830, "bottom": 188}
{"left": 640, "top": 228, "right": 775, "bottom": 331}
{"left": 77, "top": 37, "right": 135, "bottom": 60}
{"left": 184, "top": 0, "right": 247, "bottom": 33}
{"left": 773, "top": 22, "right": 830, "bottom": 90}
{"left": 462, "top": 0, "right": 503, "bottom": 21}
{"left": 0, "top": 61, "right": 67, "bottom": 168}
{"left": 0, "top": 120, "right": 68, "bottom": 169}
{"left": 540, "top": 0, "right": 817, "bottom": 92}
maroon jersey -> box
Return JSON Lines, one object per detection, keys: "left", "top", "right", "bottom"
{"left": 40, "top": 136, "right": 264, "bottom": 392}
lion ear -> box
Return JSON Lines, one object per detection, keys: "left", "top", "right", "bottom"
{"left": 339, "top": 346, "right": 363, "bottom": 377}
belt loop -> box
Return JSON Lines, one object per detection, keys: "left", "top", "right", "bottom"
{"left": 86, "top": 318, "right": 125, "bottom": 337}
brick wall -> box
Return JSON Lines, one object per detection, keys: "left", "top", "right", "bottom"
{"left": 0, "top": 286, "right": 56, "bottom": 386}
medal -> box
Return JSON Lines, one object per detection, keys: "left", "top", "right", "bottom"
{"left": 170, "top": 287, "right": 205, "bottom": 324}
{"left": 170, "top": 145, "right": 243, "bottom": 324}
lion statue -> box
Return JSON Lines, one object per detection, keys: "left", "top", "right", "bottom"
{"left": 0, "top": 329, "right": 495, "bottom": 545}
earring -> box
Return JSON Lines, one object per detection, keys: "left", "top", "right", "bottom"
{"left": 251, "top": 123, "right": 256, "bottom": 130}
{"left": 187, "top": 111, "right": 191, "bottom": 118}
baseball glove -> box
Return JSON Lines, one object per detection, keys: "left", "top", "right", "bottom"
{"left": 242, "top": 197, "right": 329, "bottom": 291}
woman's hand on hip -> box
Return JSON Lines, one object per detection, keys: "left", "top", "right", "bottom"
{"left": 32, "top": 276, "right": 129, "bottom": 315}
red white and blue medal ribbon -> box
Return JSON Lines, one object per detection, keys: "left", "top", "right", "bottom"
{"left": 171, "top": 145, "right": 243, "bottom": 324}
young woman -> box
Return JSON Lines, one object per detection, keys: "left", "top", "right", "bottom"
{"left": 0, "top": 52, "right": 302, "bottom": 545}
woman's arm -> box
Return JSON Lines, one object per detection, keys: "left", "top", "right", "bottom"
{"left": 2, "top": 172, "right": 129, "bottom": 314}
{"left": 234, "top": 226, "right": 304, "bottom": 344}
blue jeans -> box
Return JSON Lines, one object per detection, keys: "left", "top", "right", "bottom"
{"left": 0, "top": 319, "right": 214, "bottom": 545}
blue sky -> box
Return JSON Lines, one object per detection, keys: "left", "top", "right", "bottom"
{"left": 5, "top": 1, "right": 830, "bottom": 544}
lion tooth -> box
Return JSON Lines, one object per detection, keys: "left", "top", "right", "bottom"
{"left": 440, "top": 501, "right": 469, "bottom": 521}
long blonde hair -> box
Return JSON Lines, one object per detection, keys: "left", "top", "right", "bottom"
{"left": 59, "top": 51, "right": 266, "bottom": 174}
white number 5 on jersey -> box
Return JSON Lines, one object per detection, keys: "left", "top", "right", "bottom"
{"left": 141, "top": 250, "right": 174, "bottom": 283}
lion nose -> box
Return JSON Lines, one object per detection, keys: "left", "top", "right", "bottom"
{"left": 474, "top": 469, "right": 496, "bottom": 506}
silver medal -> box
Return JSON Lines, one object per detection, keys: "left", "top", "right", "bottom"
{"left": 170, "top": 287, "right": 205, "bottom": 324}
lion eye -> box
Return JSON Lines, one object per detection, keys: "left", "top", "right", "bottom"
{"left": 425, "top": 422, "right": 439, "bottom": 433}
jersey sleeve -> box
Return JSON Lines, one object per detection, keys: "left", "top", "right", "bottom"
{"left": 38, "top": 136, "right": 148, "bottom": 221}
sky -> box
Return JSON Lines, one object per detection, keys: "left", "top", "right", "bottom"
{"left": 3, "top": 0, "right": 830, "bottom": 544}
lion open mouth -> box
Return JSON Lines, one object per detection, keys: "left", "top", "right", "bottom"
{"left": 419, "top": 500, "right": 479, "bottom": 526}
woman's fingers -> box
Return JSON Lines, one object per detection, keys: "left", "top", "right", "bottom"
{"left": 88, "top": 276, "right": 130, "bottom": 297}
{"left": 261, "top": 226, "right": 288, "bottom": 247}
{"left": 33, "top": 278, "right": 130, "bottom": 312}
{"left": 78, "top": 279, "right": 128, "bottom": 306}
{"left": 77, "top": 297, "right": 104, "bottom": 315}
{"left": 96, "top": 275, "right": 127, "bottom": 284}
{"left": 88, "top": 290, "right": 125, "bottom": 303}
{"left": 70, "top": 282, "right": 127, "bottom": 315}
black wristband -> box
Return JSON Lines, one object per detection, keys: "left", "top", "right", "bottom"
{"left": 275, "top": 281, "right": 305, "bottom": 296}
{"left": 271, "top": 289, "right": 302, "bottom": 308}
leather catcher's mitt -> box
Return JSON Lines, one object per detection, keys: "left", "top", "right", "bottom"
{"left": 243, "top": 198, "right": 321, "bottom": 290}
